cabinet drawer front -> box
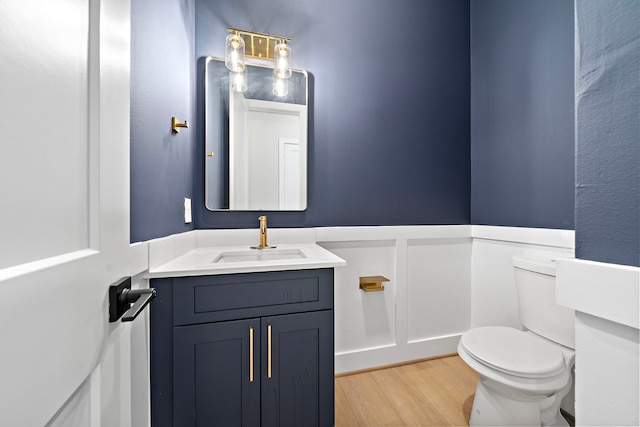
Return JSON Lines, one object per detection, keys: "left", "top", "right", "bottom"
{"left": 172, "top": 269, "right": 334, "bottom": 325}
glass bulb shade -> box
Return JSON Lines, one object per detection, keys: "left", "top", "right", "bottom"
{"left": 230, "top": 69, "right": 247, "bottom": 93}
{"left": 274, "top": 41, "right": 292, "bottom": 79}
{"left": 225, "top": 33, "right": 245, "bottom": 72}
{"left": 272, "top": 76, "right": 288, "bottom": 97}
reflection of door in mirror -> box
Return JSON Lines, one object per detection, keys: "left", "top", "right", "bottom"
{"left": 229, "top": 92, "right": 307, "bottom": 210}
{"left": 279, "top": 138, "right": 301, "bottom": 210}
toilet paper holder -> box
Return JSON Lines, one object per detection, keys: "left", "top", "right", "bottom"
{"left": 359, "top": 275, "right": 389, "bottom": 292}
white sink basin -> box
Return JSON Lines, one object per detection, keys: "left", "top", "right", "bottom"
{"left": 212, "top": 248, "right": 307, "bottom": 264}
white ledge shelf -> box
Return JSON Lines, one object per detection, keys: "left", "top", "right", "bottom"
{"left": 557, "top": 258, "right": 639, "bottom": 329}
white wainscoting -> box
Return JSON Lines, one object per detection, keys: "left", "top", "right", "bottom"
{"left": 470, "top": 226, "right": 574, "bottom": 329}
{"left": 557, "top": 259, "right": 639, "bottom": 426}
{"left": 317, "top": 226, "right": 472, "bottom": 373}
{"left": 146, "top": 225, "right": 575, "bottom": 374}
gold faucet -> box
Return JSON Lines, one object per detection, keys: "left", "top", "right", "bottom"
{"left": 251, "top": 215, "right": 276, "bottom": 249}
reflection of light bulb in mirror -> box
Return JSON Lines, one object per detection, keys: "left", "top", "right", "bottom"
{"left": 274, "top": 41, "right": 291, "bottom": 79}
{"left": 225, "top": 33, "right": 245, "bottom": 72}
{"left": 272, "top": 76, "right": 288, "bottom": 97}
{"left": 230, "top": 69, "right": 247, "bottom": 92}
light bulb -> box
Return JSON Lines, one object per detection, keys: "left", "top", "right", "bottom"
{"left": 274, "top": 41, "right": 292, "bottom": 79}
{"left": 273, "top": 76, "right": 288, "bottom": 97}
{"left": 230, "top": 69, "right": 247, "bottom": 93}
{"left": 225, "top": 33, "right": 245, "bottom": 73}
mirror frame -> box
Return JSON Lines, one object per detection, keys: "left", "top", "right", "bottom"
{"left": 204, "top": 56, "right": 308, "bottom": 211}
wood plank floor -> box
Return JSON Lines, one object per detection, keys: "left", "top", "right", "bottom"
{"left": 335, "top": 355, "right": 479, "bottom": 426}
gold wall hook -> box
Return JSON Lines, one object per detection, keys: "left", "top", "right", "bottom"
{"left": 359, "top": 276, "right": 389, "bottom": 292}
{"left": 171, "top": 117, "right": 189, "bottom": 133}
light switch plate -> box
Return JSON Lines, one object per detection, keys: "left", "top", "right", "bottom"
{"left": 184, "top": 198, "right": 192, "bottom": 223}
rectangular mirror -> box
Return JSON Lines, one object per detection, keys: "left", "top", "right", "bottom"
{"left": 205, "top": 57, "right": 308, "bottom": 211}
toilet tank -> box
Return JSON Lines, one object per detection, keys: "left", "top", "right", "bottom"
{"left": 513, "top": 256, "right": 575, "bottom": 349}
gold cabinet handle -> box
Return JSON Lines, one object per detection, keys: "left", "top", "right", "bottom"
{"left": 249, "top": 326, "right": 254, "bottom": 382}
{"left": 267, "top": 323, "right": 272, "bottom": 379}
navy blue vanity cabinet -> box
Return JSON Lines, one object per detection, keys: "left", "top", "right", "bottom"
{"left": 260, "top": 310, "right": 334, "bottom": 427}
{"left": 150, "top": 268, "right": 335, "bottom": 427}
{"left": 173, "top": 319, "right": 261, "bottom": 426}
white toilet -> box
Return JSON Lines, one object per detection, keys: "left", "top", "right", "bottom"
{"left": 458, "top": 256, "right": 575, "bottom": 426}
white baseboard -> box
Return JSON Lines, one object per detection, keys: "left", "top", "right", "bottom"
{"left": 335, "top": 334, "right": 462, "bottom": 374}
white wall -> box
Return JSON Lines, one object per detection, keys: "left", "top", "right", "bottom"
{"left": 317, "top": 227, "right": 472, "bottom": 373}
{"left": 575, "top": 313, "right": 639, "bottom": 426}
{"left": 471, "top": 226, "right": 575, "bottom": 328}
{"left": 557, "top": 259, "right": 640, "bottom": 426}
{"left": 318, "top": 226, "right": 574, "bottom": 373}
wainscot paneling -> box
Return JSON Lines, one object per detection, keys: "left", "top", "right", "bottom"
{"left": 145, "top": 225, "right": 575, "bottom": 374}
{"left": 320, "top": 241, "right": 397, "bottom": 354}
{"left": 317, "top": 226, "right": 471, "bottom": 373}
{"left": 407, "top": 238, "right": 471, "bottom": 342}
{"left": 557, "top": 258, "right": 639, "bottom": 425}
{"left": 470, "top": 226, "right": 574, "bottom": 329}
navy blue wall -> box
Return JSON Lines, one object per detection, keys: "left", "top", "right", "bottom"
{"left": 194, "top": 0, "right": 471, "bottom": 229}
{"left": 131, "top": 0, "right": 585, "bottom": 242}
{"left": 575, "top": 0, "right": 640, "bottom": 267}
{"left": 470, "top": 0, "right": 575, "bottom": 229}
{"left": 130, "top": 0, "right": 196, "bottom": 242}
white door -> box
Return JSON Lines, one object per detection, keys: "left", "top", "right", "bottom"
{"left": 279, "top": 138, "right": 301, "bottom": 210}
{"left": 0, "top": 0, "right": 133, "bottom": 425}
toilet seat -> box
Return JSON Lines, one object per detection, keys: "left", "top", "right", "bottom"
{"left": 459, "top": 326, "right": 566, "bottom": 379}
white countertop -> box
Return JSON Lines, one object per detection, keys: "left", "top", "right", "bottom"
{"left": 146, "top": 243, "right": 346, "bottom": 278}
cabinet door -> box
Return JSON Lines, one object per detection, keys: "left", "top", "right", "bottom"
{"left": 261, "top": 310, "right": 334, "bottom": 427}
{"left": 174, "top": 319, "right": 261, "bottom": 427}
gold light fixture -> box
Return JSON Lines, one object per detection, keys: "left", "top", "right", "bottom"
{"left": 224, "top": 32, "right": 245, "bottom": 73}
{"left": 225, "top": 27, "right": 293, "bottom": 95}
{"left": 227, "top": 27, "right": 291, "bottom": 61}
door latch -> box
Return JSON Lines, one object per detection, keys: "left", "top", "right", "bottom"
{"left": 109, "top": 277, "right": 156, "bottom": 322}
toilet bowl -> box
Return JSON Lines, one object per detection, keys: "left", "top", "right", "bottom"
{"left": 458, "top": 257, "right": 575, "bottom": 426}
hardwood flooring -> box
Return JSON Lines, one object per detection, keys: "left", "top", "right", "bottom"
{"left": 335, "top": 355, "right": 479, "bottom": 426}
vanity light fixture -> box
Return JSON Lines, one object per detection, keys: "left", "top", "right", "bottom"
{"left": 225, "top": 27, "right": 293, "bottom": 95}
{"left": 224, "top": 31, "right": 245, "bottom": 73}
{"left": 272, "top": 40, "right": 291, "bottom": 96}
{"left": 226, "top": 27, "right": 291, "bottom": 62}
{"left": 274, "top": 40, "right": 292, "bottom": 79}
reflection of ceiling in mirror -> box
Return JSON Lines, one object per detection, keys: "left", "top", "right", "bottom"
{"left": 240, "top": 64, "right": 306, "bottom": 105}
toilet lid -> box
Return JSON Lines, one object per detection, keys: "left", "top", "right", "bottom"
{"left": 460, "top": 326, "right": 566, "bottom": 379}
